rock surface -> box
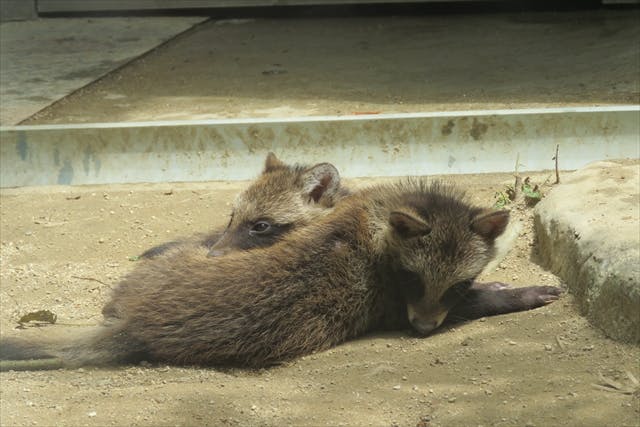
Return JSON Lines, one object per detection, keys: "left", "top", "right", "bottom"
{"left": 535, "top": 160, "right": 640, "bottom": 343}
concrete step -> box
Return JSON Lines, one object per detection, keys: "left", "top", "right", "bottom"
{"left": 535, "top": 160, "right": 640, "bottom": 343}
{"left": 1, "top": 106, "right": 638, "bottom": 187}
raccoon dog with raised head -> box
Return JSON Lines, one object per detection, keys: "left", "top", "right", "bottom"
{"left": 139, "top": 153, "right": 348, "bottom": 259}
{"left": 104, "top": 153, "right": 347, "bottom": 320}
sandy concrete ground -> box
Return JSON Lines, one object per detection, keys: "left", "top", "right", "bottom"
{"left": 1, "top": 173, "right": 638, "bottom": 427}
{"left": 21, "top": 8, "right": 640, "bottom": 125}
{"left": 0, "top": 17, "right": 205, "bottom": 125}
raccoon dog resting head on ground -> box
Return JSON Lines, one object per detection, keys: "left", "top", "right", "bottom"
{"left": 378, "top": 180, "right": 509, "bottom": 334}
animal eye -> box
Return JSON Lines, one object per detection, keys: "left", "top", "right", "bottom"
{"left": 250, "top": 221, "right": 271, "bottom": 234}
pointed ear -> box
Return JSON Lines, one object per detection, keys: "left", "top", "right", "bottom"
{"left": 264, "top": 152, "right": 285, "bottom": 172}
{"left": 471, "top": 210, "right": 510, "bottom": 241}
{"left": 302, "top": 163, "right": 341, "bottom": 203}
{"left": 389, "top": 210, "right": 431, "bottom": 239}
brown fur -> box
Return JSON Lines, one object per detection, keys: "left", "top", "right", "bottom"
{"left": 105, "top": 153, "right": 348, "bottom": 320}
{"left": 134, "top": 154, "right": 559, "bottom": 330}
{"left": 1, "top": 179, "right": 512, "bottom": 368}
{"left": 207, "top": 152, "right": 348, "bottom": 255}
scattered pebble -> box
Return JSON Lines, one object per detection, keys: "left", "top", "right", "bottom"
{"left": 392, "top": 385, "right": 401, "bottom": 390}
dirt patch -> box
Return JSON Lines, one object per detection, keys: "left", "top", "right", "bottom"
{"left": 1, "top": 173, "right": 638, "bottom": 427}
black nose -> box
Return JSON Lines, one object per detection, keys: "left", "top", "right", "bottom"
{"left": 410, "top": 318, "right": 439, "bottom": 336}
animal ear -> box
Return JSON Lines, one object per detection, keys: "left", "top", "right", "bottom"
{"left": 389, "top": 210, "right": 431, "bottom": 239}
{"left": 264, "top": 152, "right": 285, "bottom": 172}
{"left": 471, "top": 210, "right": 510, "bottom": 241}
{"left": 302, "top": 163, "right": 341, "bottom": 203}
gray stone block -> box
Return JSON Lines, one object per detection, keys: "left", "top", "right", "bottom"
{"left": 534, "top": 161, "right": 640, "bottom": 343}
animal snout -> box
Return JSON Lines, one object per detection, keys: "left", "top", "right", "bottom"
{"left": 407, "top": 304, "right": 448, "bottom": 336}
{"left": 409, "top": 317, "right": 440, "bottom": 336}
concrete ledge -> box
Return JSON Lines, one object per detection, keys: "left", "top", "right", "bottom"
{"left": 1, "top": 106, "right": 639, "bottom": 187}
{"left": 534, "top": 161, "right": 640, "bottom": 343}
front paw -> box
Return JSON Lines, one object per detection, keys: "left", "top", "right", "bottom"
{"left": 519, "top": 285, "right": 563, "bottom": 307}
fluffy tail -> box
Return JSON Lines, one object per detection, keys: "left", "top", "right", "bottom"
{"left": 0, "top": 324, "right": 147, "bottom": 371}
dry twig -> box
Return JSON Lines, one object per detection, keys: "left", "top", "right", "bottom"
{"left": 553, "top": 144, "right": 560, "bottom": 184}
{"left": 593, "top": 371, "right": 640, "bottom": 395}
{"left": 71, "top": 276, "right": 110, "bottom": 287}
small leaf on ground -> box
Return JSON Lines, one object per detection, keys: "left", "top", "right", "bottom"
{"left": 17, "top": 310, "right": 57, "bottom": 328}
